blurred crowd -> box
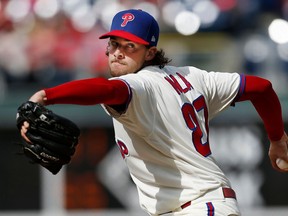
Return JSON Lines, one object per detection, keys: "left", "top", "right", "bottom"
{"left": 0, "top": 3, "right": 109, "bottom": 88}
{"left": 0, "top": 0, "right": 287, "bottom": 90}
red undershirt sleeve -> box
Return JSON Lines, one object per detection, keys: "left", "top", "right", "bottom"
{"left": 44, "top": 78, "right": 130, "bottom": 106}
{"left": 237, "top": 75, "right": 284, "bottom": 141}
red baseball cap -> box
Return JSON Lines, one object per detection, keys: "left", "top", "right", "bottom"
{"left": 99, "top": 9, "right": 159, "bottom": 47}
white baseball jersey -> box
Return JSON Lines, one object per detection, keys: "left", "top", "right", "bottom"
{"left": 103, "top": 65, "right": 244, "bottom": 215}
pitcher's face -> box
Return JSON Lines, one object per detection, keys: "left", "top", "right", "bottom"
{"left": 107, "top": 37, "right": 155, "bottom": 77}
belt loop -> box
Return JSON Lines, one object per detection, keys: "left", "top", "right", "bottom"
{"left": 159, "top": 187, "right": 236, "bottom": 215}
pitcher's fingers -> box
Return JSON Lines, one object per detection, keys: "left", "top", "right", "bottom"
{"left": 21, "top": 122, "right": 31, "bottom": 143}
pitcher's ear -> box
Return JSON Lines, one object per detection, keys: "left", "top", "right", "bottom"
{"left": 145, "top": 47, "right": 157, "bottom": 61}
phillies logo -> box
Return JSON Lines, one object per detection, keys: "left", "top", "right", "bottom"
{"left": 117, "top": 139, "right": 129, "bottom": 159}
{"left": 121, "top": 13, "right": 135, "bottom": 27}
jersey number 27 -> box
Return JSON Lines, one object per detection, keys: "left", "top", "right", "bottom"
{"left": 181, "top": 95, "right": 211, "bottom": 157}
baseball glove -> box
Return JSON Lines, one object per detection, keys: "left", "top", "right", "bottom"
{"left": 16, "top": 101, "right": 80, "bottom": 175}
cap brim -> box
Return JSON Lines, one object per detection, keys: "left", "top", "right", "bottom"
{"left": 99, "top": 30, "right": 149, "bottom": 45}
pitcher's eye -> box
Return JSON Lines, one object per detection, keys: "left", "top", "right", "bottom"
{"left": 109, "top": 41, "right": 118, "bottom": 48}
{"left": 124, "top": 43, "right": 137, "bottom": 52}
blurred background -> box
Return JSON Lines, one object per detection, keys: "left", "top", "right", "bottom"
{"left": 1, "top": 0, "right": 288, "bottom": 215}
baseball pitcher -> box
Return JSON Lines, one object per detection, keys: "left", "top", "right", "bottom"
{"left": 18, "top": 9, "right": 288, "bottom": 216}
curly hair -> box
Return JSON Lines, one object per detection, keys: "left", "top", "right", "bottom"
{"left": 143, "top": 48, "right": 171, "bottom": 69}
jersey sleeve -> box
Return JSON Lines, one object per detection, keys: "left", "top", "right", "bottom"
{"left": 105, "top": 70, "right": 171, "bottom": 140}
{"left": 188, "top": 67, "right": 245, "bottom": 119}
{"left": 103, "top": 73, "right": 156, "bottom": 125}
